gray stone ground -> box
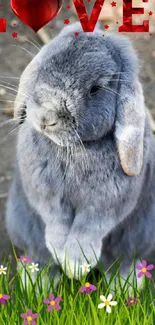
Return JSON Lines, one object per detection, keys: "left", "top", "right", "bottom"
{"left": 0, "top": 1, "right": 155, "bottom": 267}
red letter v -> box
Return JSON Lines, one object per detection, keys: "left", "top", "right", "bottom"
{"left": 72, "top": 0, "right": 106, "bottom": 32}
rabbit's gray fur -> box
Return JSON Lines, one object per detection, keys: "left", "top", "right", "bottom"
{"left": 6, "top": 23, "right": 155, "bottom": 280}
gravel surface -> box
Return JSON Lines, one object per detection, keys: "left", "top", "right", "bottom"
{"left": 0, "top": 0, "right": 155, "bottom": 265}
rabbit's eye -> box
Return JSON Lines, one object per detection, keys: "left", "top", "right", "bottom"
{"left": 90, "top": 85, "right": 102, "bottom": 95}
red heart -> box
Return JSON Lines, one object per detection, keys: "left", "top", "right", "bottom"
{"left": 10, "top": 0, "right": 62, "bottom": 32}
{"left": 0, "top": 18, "right": 6, "bottom": 32}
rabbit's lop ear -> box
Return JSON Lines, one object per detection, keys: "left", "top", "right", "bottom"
{"left": 113, "top": 36, "right": 146, "bottom": 176}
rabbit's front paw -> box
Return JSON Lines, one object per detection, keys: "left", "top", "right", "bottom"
{"left": 59, "top": 238, "right": 99, "bottom": 279}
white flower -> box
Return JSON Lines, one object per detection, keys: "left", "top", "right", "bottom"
{"left": 98, "top": 294, "right": 117, "bottom": 313}
{"left": 29, "top": 263, "right": 39, "bottom": 273}
{"left": 80, "top": 263, "right": 91, "bottom": 274}
{"left": 0, "top": 265, "right": 7, "bottom": 275}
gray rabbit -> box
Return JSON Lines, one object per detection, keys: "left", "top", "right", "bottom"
{"left": 6, "top": 23, "right": 155, "bottom": 285}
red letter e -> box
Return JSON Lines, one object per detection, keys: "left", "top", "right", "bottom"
{"left": 119, "top": 0, "right": 149, "bottom": 32}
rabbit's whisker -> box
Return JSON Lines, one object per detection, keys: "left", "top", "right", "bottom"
{"left": 0, "top": 107, "right": 15, "bottom": 111}
{"left": 0, "top": 80, "right": 18, "bottom": 87}
{"left": 54, "top": 145, "right": 63, "bottom": 175}
{"left": 0, "top": 76, "right": 21, "bottom": 79}
{"left": 102, "top": 85, "right": 141, "bottom": 105}
{"left": 27, "top": 35, "right": 42, "bottom": 49}
{"left": 20, "top": 38, "right": 41, "bottom": 51}
{"left": 55, "top": 143, "right": 70, "bottom": 193}
{"left": 72, "top": 126, "right": 90, "bottom": 173}
{"left": 110, "top": 78, "right": 133, "bottom": 83}
{"left": 0, "top": 84, "right": 32, "bottom": 101}
{"left": 69, "top": 140, "right": 74, "bottom": 165}
{"left": 0, "top": 117, "right": 20, "bottom": 128}
{"left": 0, "top": 100, "right": 24, "bottom": 105}
{"left": 113, "top": 72, "right": 132, "bottom": 75}
{"left": 0, "top": 81, "right": 19, "bottom": 91}
{"left": 0, "top": 124, "right": 21, "bottom": 145}
{"left": 102, "top": 86, "right": 121, "bottom": 98}
{"left": 8, "top": 44, "right": 35, "bottom": 58}
{"left": 0, "top": 84, "right": 19, "bottom": 94}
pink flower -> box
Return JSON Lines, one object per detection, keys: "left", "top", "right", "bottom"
{"left": 20, "top": 309, "right": 39, "bottom": 325}
{"left": 125, "top": 297, "right": 139, "bottom": 306}
{"left": 0, "top": 293, "right": 10, "bottom": 305}
{"left": 136, "top": 260, "right": 154, "bottom": 278}
{"left": 43, "top": 293, "right": 62, "bottom": 312}
{"left": 79, "top": 282, "right": 97, "bottom": 295}
{"left": 18, "top": 256, "right": 32, "bottom": 264}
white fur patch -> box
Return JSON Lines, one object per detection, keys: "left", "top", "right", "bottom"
{"left": 115, "top": 122, "right": 142, "bottom": 144}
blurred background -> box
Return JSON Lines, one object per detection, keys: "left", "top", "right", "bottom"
{"left": 0, "top": 0, "right": 155, "bottom": 265}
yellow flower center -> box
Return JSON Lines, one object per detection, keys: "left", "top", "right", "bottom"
{"left": 31, "top": 266, "right": 36, "bottom": 270}
{"left": 142, "top": 267, "right": 147, "bottom": 273}
{"left": 84, "top": 266, "right": 88, "bottom": 270}
{"left": 105, "top": 300, "right": 110, "bottom": 306}
{"left": 130, "top": 300, "right": 134, "bottom": 304}
{"left": 0, "top": 294, "right": 3, "bottom": 299}
{"left": 85, "top": 282, "right": 90, "bottom": 288}
{"left": 23, "top": 258, "right": 27, "bottom": 261}
{"left": 50, "top": 300, "right": 55, "bottom": 306}
{"left": 27, "top": 316, "right": 32, "bottom": 321}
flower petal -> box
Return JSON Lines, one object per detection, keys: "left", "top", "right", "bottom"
{"left": 106, "top": 305, "right": 111, "bottom": 313}
{"left": 0, "top": 299, "right": 6, "bottom": 305}
{"left": 137, "top": 271, "right": 143, "bottom": 278}
{"left": 146, "top": 264, "right": 154, "bottom": 271}
{"left": 23, "top": 321, "right": 28, "bottom": 325}
{"left": 20, "top": 313, "right": 27, "bottom": 319}
{"left": 142, "top": 260, "right": 147, "bottom": 267}
{"left": 107, "top": 294, "right": 113, "bottom": 301}
{"left": 47, "top": 305, "right": 53, "bottom": 312}
{"left": 3, "top": 294, "right": 10, "bottom": 300}
{"left": 136, "top": 264, "right": 142, "bottom": 270}
{"left": 98, "top": 303, "right": 105, "bottom": 309}
{"left": 31, "top": 321, "right": 37, "bottom": 325}
{"left": 27, "top": 309, "right": 33, "bottom": 316}
{"left": 90, "top": 284, "right": 97, "bottom": 291}
{"left": 110, "top": 301, "right": 117, "bottom": 306}
{"left": 49, "top": 293, "right": 55, "bottom": 301}
{"left": 100, "top": 295, "right": 106, "bottom": 302}
{"left": 55, "top": 297, "right": 62, "bottom": 303}
{"left": 32, "top": 313, "right": 39, "bottom": 319}
{"left": 86, "top": 288, "right": 92, "bottom": 294}
{"left": 146, "top": 271, "right": 152, "bottom": 279}
{"left": 80, "top": 287, "right": 86, "bottom": 292}
{"left": 55, "top": 304, "right": 61, "bottom": 310}
{"left": 43, "top": 299, "right": 50, "bottom": 304}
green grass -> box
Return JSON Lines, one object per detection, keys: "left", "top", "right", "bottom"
{"left": 0, "top": 251, "right": 155, "bottom": 325}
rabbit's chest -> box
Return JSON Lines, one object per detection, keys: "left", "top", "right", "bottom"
{"left": 19, "top": 127, "right": 121, "bottom": 213}
{"left": 63, "top": 142, "right": 119, "bottom": 206}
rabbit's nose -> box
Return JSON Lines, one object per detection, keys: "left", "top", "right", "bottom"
{"left": 40, "top": 116, "right": 58, "bottom": 130}
{"left": 40, "top": 117, "right": 47, "bottom": 130}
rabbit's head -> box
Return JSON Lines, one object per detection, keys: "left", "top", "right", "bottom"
{"left": 15, "top": 23, "right": 146, "bottom": 177}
